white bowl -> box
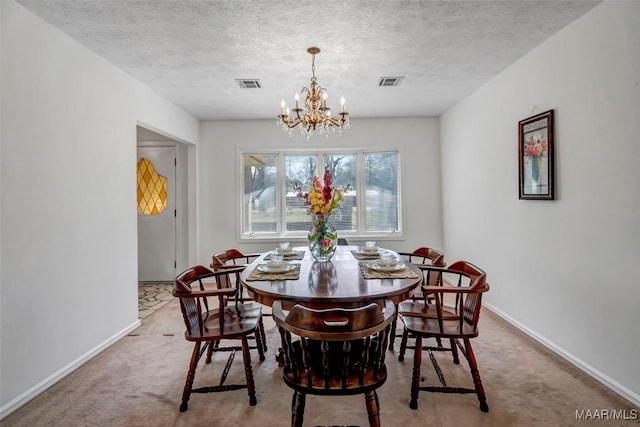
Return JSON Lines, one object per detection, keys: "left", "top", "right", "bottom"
{"left": 267, "top": 260, "right": 288, "bottom": 271}
{"left": 378, "top": 253, "right": 396, "bottom": 266}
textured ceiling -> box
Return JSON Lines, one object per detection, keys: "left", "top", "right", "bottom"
{"left": 17, "top": 0, "right": 601, "bottom": 121}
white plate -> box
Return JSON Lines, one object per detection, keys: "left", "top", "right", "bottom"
{"left": 257, "top": 263, "right": 296, "bottom": 274}
{"left": 365, "top": 261, "right": 406, "bottom": 272}
{"left": 274, "top": 249, "right": 297, "bottom": 256}
{"left": 357, "top": 247, "right": 380, "bottom": 255}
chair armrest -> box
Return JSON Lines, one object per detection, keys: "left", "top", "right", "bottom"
{"left": 173, "top": 287, "right": 238, "bottom": 298}
{"left": 207, "top": 263, "right": 248, "bottom": 272}
{"left": 422, "top": 283, "right": 490, "bottom": 294}
{"left": 421, "top": 279, "right": 458, "bottom": 291}
{"left": 215, "top": 265, "right": 246, "bottom": 275}
{"left": 213, "top": 264, "right": 250, "bottom": 270}
{"left": 243, "top": 253, "right": 262, "bottom": 259}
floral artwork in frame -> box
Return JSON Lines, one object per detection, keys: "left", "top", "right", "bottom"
{"left": 518, "top": 109, "right": 555, "bottom": 200}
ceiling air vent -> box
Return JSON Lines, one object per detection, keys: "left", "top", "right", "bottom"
{"left": 236, "top": 79, "right": 262, "bottom": 89}
{"left": 378, "top": 77, "right": 404, "bottom": 87}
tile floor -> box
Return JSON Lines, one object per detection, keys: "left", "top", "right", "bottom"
{"left": 138, "top": 282, "right": 174, "bottom": 318}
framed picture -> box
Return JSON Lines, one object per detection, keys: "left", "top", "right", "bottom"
{"left": 518, "top": 109, "right": 555, "bottom": 200}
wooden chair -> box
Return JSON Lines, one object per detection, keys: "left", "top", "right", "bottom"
{"left": 389, "top": 247, "right": 446, "bottom": 351}
{"left": 211, "top": 248, "right": 270, "bottom": 333}
{"left": 173, "top": 265, "right": 266, "bottom": 412}
{"left": 273, "top": 300, "right": 396, "bottom": 427}
{"left": 398, "top": 261, "right": 490, "bottom": 412}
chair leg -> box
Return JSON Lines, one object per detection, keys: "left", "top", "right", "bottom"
{"left": 179, "top": 342, "right": 202, "bottom": 412}
{"left": 398, "top": 326, "right": 409, "bottom": 362}
{"left": 450, "top": 338, "right": 460, "bottom": 364}
{"left": 258, "top": 316, "right": 268, "bottom": 353}
{"left": 205, "top": 340, "right": 215, "bottom": 363}
{"left": 388, "top": 309, "right": 398, "bottom": 350}
{"left": 365, "top": 390, "right": 382, "bottom": 427}
{"left": 205, "top": 338, "right": 220, "bottom": 364}
{"left": 463, "top": 338, "right": 489, "bottom": 412}
{"left": 410, "top": 335, "right": 422, "bottom": 410}
{"left": 291, "top": 391, "right": 306, "bottom": 427}
{"left": 241, "top": 336, "right": 257, "bottom": 406}
{"left": 252, "top": 322, "right": 266, "bottom": 362}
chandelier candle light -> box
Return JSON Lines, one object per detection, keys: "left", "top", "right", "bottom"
{"left": 278, "top": 47, "right": 350, "bottom": 138}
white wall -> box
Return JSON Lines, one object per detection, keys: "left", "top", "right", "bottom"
{"left": 197, "top": 118, "right": 442, "bottom": 265}
{"left": 4, "top": 0, "right": 636, "bottom": 417}
{"left": 0, "top": 1, "right": 198, "bottom": 417}
{"left": 440, "top": 0, "right": 640, "bottom": 405}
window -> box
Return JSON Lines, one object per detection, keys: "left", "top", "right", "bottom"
{"left": 241, "top": 150, "right": 401, "bottom": 240}
{"left": 242, "top": 154, "right": 277, "bottom": 233}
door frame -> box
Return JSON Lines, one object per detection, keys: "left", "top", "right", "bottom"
{"left": 137, "top": 145, "right": 177, "bottom": 282}
{"left": 137, "top": 126, "right": 193, "bottom": 282}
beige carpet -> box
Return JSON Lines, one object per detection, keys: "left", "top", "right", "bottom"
{"left": 2, "top": 299, "right": 637, "bottom": 427}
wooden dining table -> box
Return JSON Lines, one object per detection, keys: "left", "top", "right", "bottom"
{"left": 240, "top": 245, "right": 423, "bottom": 309}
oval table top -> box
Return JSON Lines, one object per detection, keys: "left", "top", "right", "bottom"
{"left": 240, "top": 245, "right": 422, "bottom": 309}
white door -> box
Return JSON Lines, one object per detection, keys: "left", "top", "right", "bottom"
{"left": 137, "top": 146, "right": 176, "bottom": 282}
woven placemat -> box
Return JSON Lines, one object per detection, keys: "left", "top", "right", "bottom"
{"left": 265, "top": 251, "right": 305, "bottom": 261}
{"left": 350, "top": 250, "right": 381, "bottom": 260}
{"left": 359, "top": 262, "right": 419, "bottom": 279}
{"left": 245, "top": 264, "right": 301, "bottom": 281}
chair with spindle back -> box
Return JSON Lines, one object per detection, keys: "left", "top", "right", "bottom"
{"left": 173, "top": 265, "right": 265, "bottom": 412}
{"left": 389, "top": 247, "right": 446, "bottom": 351}
{"left": 272, "top": 299, "right": 396, "bottom": 427}
{"left": 211, "top": 248, "right": 268, "bottom": 346}
{"left": 398, "top": 261, "right": 490, "bottom": 412}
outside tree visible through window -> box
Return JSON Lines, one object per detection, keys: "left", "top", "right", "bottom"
{"left": 241, "top": 150, "right": 400, "bottom": 239}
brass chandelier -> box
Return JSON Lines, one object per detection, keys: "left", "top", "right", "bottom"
{"left": 278, "top": 47, "right": 350, "bottom": 138}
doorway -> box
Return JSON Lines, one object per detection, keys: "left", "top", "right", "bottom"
{"left": 137, "top": 145, "right": 176, "bottom": 282}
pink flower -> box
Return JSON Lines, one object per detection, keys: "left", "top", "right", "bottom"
{"left": 524, "top": 134, "right": 546, "bottom": 158}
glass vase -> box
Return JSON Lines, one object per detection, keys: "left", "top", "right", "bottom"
{"left": 308, "top": 214, "right": 337, "bottom": 262}
{"left": 531, "top": 156, "right": 540, "bottom": 185}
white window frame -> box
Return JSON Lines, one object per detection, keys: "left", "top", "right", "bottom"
{"left": 238, "top": 148, "right": 403, "bottom": 242}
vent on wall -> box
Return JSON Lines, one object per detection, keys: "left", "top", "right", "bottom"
{"left": 236, "top": 79, "right": 262, "bottom": 89}
{"left": 378, "top": 77, "right": 404, "bottom": 87}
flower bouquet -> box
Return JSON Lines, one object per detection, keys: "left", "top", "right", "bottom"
{"left": 294, "top": 169, "right": 350, "bottom": 262}
{"left": 524, "top": 134, "right": 548, "bottom": 184}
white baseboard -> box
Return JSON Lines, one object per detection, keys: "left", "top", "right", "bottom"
{"left": 0, "top": 319, "right": 142, "bottom": 421}
{"left": 485, "top": 303, "right": 640, "bottom": 407}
